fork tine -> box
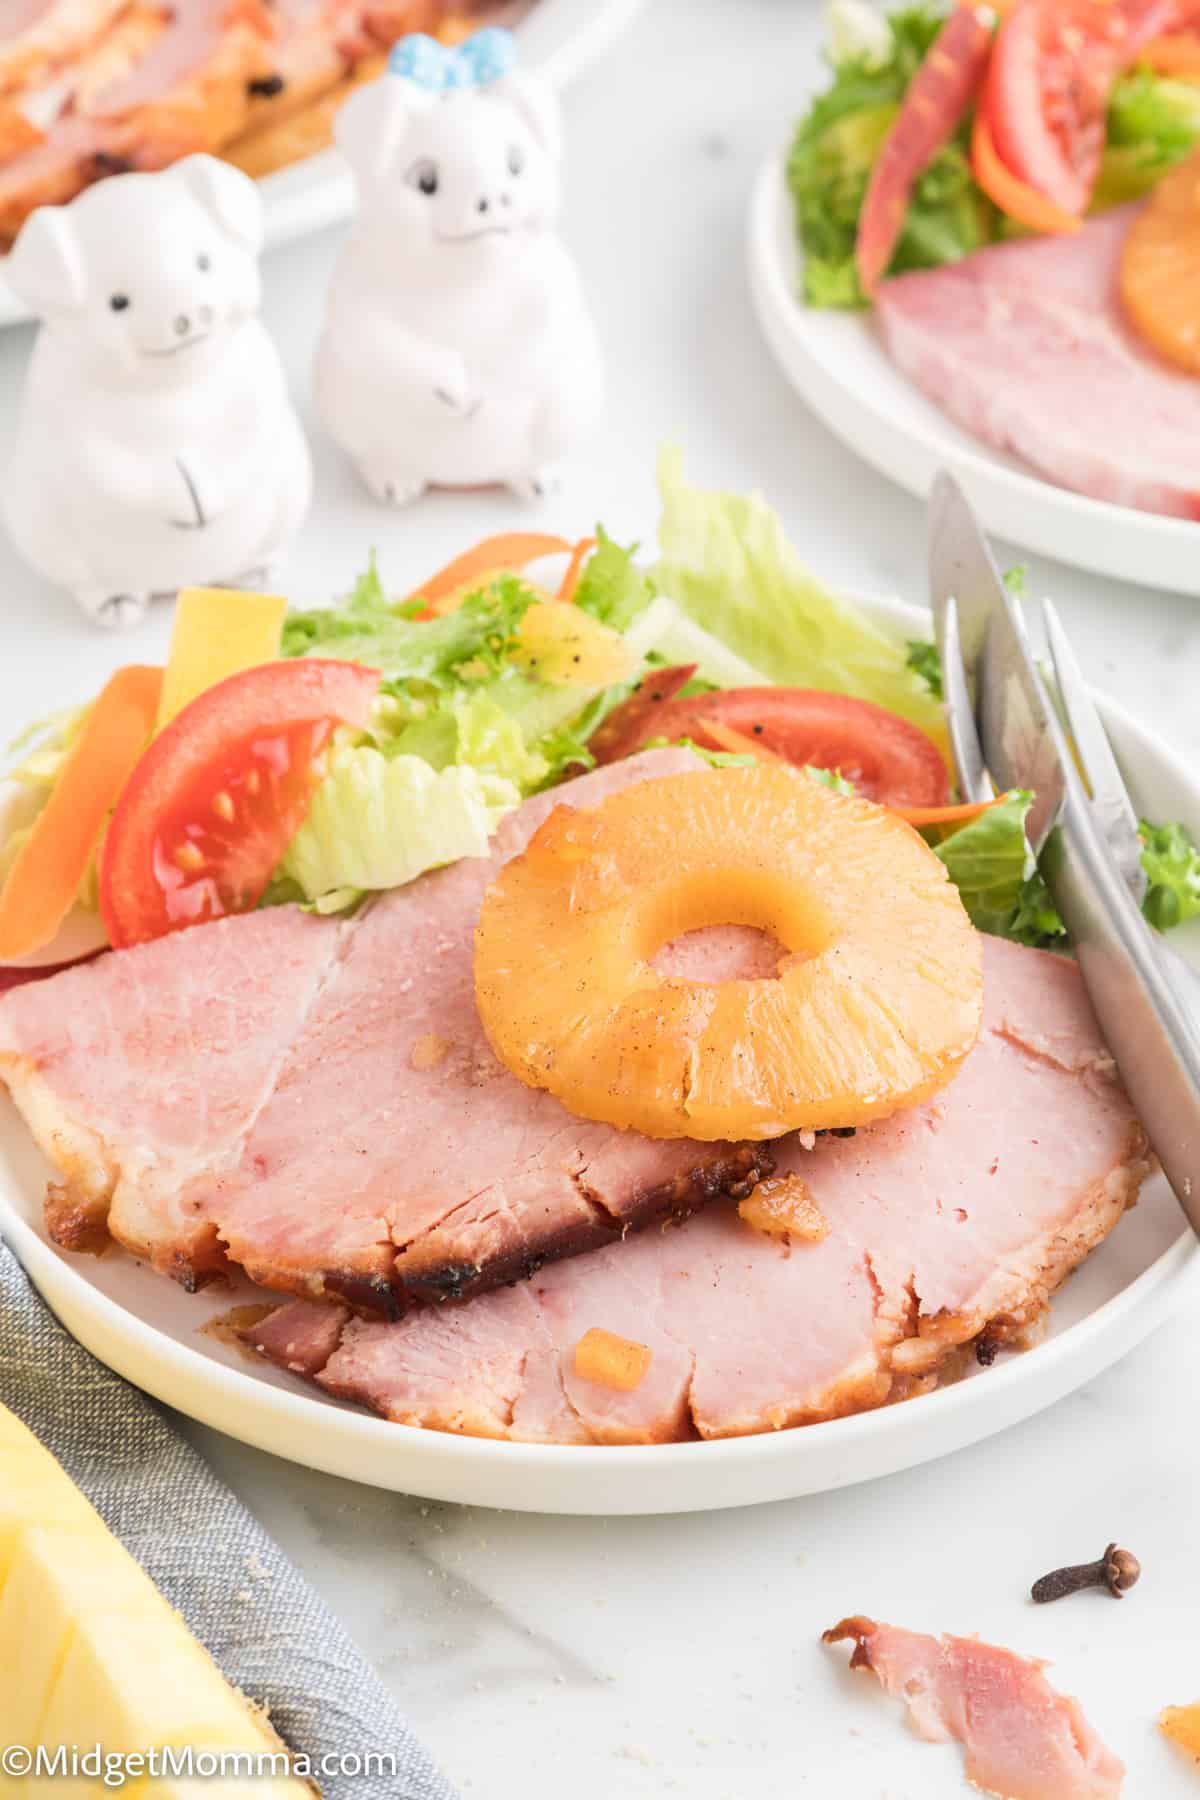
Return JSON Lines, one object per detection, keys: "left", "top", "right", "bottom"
{"left": 1042, "top": 598, "right": 1147, "bottom": 905}
{"left": 937, "top": 595, "right": 992, "bottom": 806}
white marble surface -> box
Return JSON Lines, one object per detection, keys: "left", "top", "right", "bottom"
{"left": 4, "top": 1, "right": 1200, "bottom": 1793}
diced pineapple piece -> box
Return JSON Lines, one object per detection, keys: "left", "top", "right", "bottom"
{"left": 511, "top": 602, "right": 639, "bottom": 688}
{"left": 738, "top": 1174, "right": 829, "bottom": 1242}
{"left": 1162, "top": 1702, "right": 1200, "bottom": 1760}
{"left": 157, "top": 588, "right": 287, "bottom": 728}
{"left": 574, "top": 1328, "right": 653, "bottom": 1392}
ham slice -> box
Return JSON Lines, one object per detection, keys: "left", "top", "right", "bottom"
{"left": 0, "top": 751, "right": 769, "bottom": 1308}
{"left": 244, "top": 936, "right": 1149, "bottom": 1441}
{"left": 823, "top": 1616, "right": 1124, "bottom": 1799}
{"left": 874, "top": 205, "right": 1200, "bottom": 519}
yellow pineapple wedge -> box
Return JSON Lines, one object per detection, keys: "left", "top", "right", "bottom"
{"left": 0, "top": 1403, "right": 307, "bottom": 1797}
{"left": 474, "top": 764, "right": 983, "bottom": 1140}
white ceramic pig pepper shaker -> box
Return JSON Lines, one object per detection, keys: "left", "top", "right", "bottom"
{"left": 316, "top": 28, "right": 603, "bottom": 505}
{"left": 1, "top": 156, "right": 312, "bottom": 629}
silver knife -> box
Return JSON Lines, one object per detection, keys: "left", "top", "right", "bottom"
{"left": 929, "top": 473, "right": 1200, "bottom": 1235}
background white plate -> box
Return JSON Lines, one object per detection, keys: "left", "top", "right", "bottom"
{"left": 0, "top": 0, "right": 642, "bottom": 328}
{"left": 3, "top": 587, "right": 1198, "bottom": 1515}
{"left": 748, "top": 148, "right": 1200, "bottom": 599}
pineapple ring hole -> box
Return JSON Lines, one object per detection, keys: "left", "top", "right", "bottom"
{"left": 637, "top": 868, "right": 835, "bottom": 982}
{"left": 653, "top": 924, "right": 784, "bottom": 982}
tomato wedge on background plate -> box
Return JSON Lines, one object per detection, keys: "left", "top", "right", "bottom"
{"left": 590, "top": 686, "right": 949, "bottom": 809}
{"left": 855, "top": 4, "right": 995, "bottom": 294}
{"left": 983, "top": 0, "right": 1177, "bottom": 215}
{"left": 100, "top": 660, "right": 380, "bottom": 949}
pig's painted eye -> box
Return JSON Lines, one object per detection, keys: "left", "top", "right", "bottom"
{"left": 407, "top": 158, "right": 439, "bottom": 196}
{"left": 109, "top": 294, "right": 130, "bottom": 312}
{"left": 507, "top": 144, "right": 525, "bottom": 177}
{"left": 197, "top": 253, "right": 212, "bottom": 272}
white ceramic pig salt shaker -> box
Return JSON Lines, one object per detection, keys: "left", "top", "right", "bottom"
{"left": 317, "top": 28, "right": 603, "bottom": 505}
{"left": 1, "top": 156, "right": 312, "bottom": 629}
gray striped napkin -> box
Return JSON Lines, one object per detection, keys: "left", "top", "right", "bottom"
{"left": 0, "top": 1237, "right": 457, "bottom": 1800}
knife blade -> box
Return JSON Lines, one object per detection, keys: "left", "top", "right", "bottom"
{"left": 928, "top": 472, "right": 1200, "bottom": 1235}
{"left": 929, "top": 472, "right": 1063, "bottom": 854}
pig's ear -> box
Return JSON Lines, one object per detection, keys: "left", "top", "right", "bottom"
{"left": 172, "top": 153, "right": 263, "bottom": 251}
{"left": 492, "top": 72, "right": 561, "bottom": 164}
{"left": 6, "top": 205, "right": 86, "bottom": 318}
{"left": 335, "top": 75, "right": 429, "bottom": 191}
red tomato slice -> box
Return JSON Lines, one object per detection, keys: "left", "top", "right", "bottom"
{"left": 586, "top": 665, "right": 698, "bottom": 764}
{"left": 984, "top": 0, "right": 1176, "bottom": 215}
{"left": 100, "top": 660, "right": 381, "bottom": 949}
{"left": 856, "top": 5, "right": 994, "bottom": 295}
{"left": 590, "top": 686, "right": 949, "bottom": 809}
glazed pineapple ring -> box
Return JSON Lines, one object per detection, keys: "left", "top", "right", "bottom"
{"left": 473, "top": 765, "right": 983, "bottom": 1142}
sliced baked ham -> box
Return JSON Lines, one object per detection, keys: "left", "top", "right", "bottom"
{"left": 874, "top": 205, "right": 1200, "bottom": 519}
{"left": 823, "top": 1616, "right": 1123, "bottom": 1799}
{"left": 0, "top": 751, "right": 770, "bottom": 1308}
{"left": 244, "top": 936, "right": 1149, "bottom": 1441}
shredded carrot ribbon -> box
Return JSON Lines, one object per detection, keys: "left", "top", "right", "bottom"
{"left": 895, "top": 796, "right": 1004, "bottom": 826}
{"left": 971, "top": 112, "right": 1083, "bottom": 234}
{"left": 556, "top": 536, "right": 597, "bottom": 603}
{"left": 1136, "top": 31, "right": 1200, "bottom": 73}
{"left": 407, "top": 533, "right": 574, "bottom": 618}
{"left": 0, "top": 664, "right": 162, "bottom": 962}
{"left": 693, "top": 718, "right": 787, "bottom": 762}
{"left": 406, "top": 533, "right": 599, "bottom": 618}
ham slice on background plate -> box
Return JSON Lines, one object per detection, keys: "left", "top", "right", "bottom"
{"left": 244, "top": 934, "right": 1148, "bottom": 1443}
{"left": 824, "top": 1616, "right": 1124, "bottom": 1800}
{"left": 874, "top": 204, "right": 1200, "bottom": 520}
{"left": 0, "top": 751, "right": 770, "bottom": 1313}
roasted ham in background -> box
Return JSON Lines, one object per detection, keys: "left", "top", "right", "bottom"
{"left": 0, "top": 0, "right": 519, "bottom": 249}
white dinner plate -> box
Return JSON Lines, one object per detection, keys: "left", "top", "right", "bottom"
{"left": 0, "top": 0, "right": 642, "bottom": 329}
{"left": 3, "top": 585, "right": 1198, "bottom": 1514}
{"left": 748, "top": 147, "right": 1200, "bottom": 598}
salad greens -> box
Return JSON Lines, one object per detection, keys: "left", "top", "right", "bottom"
{"left": 282, "top": 558, "right": 638, "bottom": 798}
{"left": 789, "top": 5, "right": 999, "bottom": 308}
{"left": 271, "top": 747, "right": 517, "bottom": 914}
{"left": 790, "top": 2, "right": 1200, "bottom": 308}
{"left": 1139, "top": 821, "right": 1200, "bottom": 931}
{"left": 651, "top": 446, "right": 950, "bottom": 751}
{"left": 4, "top": 454, "right": 1200, "bottom": 954}
{"left": 934, "top": 791, "right": 1065, "bottom": 948}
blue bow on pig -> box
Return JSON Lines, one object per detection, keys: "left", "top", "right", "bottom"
{"left": 388, "top": 26, "right": 516, "bottom": 92}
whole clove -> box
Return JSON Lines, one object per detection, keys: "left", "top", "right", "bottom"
{"left": 1031, "top": 1543, "right": 1141, "bottom": 1604}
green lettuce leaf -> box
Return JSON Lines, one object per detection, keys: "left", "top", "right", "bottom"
{"left": 284, "top": 563, "right": 639, "bottom": 800}
{"left": 933, "top": 791, "right": 1066, "bottom": 948}
{"left": 1097, "top": 70, "right": 1200, "bottom": 207}
{"left": 623, "top": 594, "right": 769, "bottom": 688}
{"left": 651, "top": 447, "right": 949, "bottom": 749}
{"left": 905, "top": 639, "right": 942, "bottom": 699}
{"left": 572, "top": 528, "right": 656, "bottom": 632}
{"left": 1140, "top": 819, "right": 1200, "bottom": 931}
{"left": 275, "top": 745, "right": 518, "bottom": 911}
